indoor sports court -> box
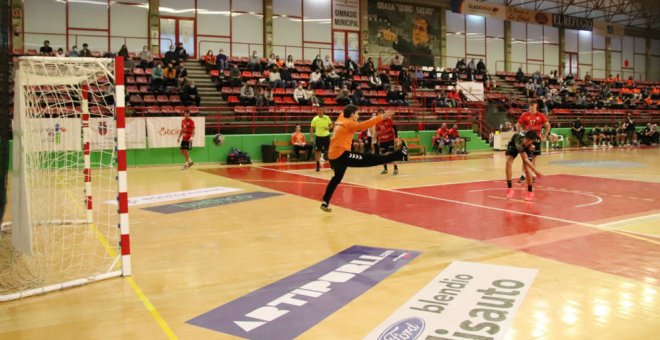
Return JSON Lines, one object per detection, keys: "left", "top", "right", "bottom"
{"left": 1, "top": 0, "right": 659, "bottom": 339}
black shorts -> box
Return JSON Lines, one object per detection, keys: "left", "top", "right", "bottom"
{"left": 180, "top": 140, "right": 192, "bottom": 150}
{"left": 531, "top": 141, "right": 541, "bottom": 156}
{"left": 505, "top": 141, "right": 532, "bottom": 159}
{"left": 314, "top": 136, "right": 330, "bottom": 152}
{"left": 378, "top": 140, "right": 395, "bottom": 154}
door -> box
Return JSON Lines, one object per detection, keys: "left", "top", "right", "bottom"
{"left": 333, "top": 31, "right": 360, "bottom": 64}
{"left": 160, "top": 18, "right": 195, "bottom": 58}
{"left": 564, "top": 52, "right": 578, "bottom": 77}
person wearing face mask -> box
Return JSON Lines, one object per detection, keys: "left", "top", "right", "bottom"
{"left": 138, "top": 45, "right": 153, "bottom": 69}
{"left": 68, "top": 45, "right": 79, "bottom": 57}
{"left": 324, "top": 55, "right": 334, "bottom": 72}
{"left": 311, "top": 54, "right": 324, "bottom": 72}
{"left": 181, "top": 80, "right": 201, "bottom": 107}
{"left": 78, "top": 43, "right": 91, "bottom": 57}
{"left": 163, "top": 45, "right": 178, "bottom": 66}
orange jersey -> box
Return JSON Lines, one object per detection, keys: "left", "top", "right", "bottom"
{"left": 328, "top": 114, "right": 383, "bottom": 160}
{"left": 291, "top": 132, "right": 306, "bottom": 145}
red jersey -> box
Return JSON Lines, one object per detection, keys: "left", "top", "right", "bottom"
{"left": 376, "top": 118, "right": 396, "bottom": 143}
{"left": 181, "top": 118, "right": 195, "bottom": 141}
{"left": 448, "top": 128, "right": 459, "bottom": 138}
{"left": 436, "top": 127, "right": 449, "bottom": 138}
{"left": 517, "top": 111, "right": 548, "bottom": 135}
{"left": 358, "top": 129, "right": 370, "bottom": 141}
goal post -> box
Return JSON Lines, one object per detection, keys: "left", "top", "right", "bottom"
{"left": 0, "top": 56, "right": 131, "bottom": 301}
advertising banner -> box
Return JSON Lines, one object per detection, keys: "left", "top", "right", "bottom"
{"left": 28, "top": 118, "right": 81, "bottom": 152}
{"left": 506, "top": 6, "right": 551, "bottom": 26}
{"left": 146, "top": 117, "right": 205, "bottom": 148}
{"left": 552, "top": 14, "right": 593, "bottom": 31}
{"left": 89, "top": 117, "right": 147, "bottom": 150}
{"left": 455, "top": 0, "right": 506, "bottom": 20}
{"left": 364, "top": 261, "right": 538, "bottom": 340}
{"left": 368, "top": 0, "right": 441, "bottom": 66}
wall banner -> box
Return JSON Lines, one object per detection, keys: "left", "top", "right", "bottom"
{"left": 505, "top": 7, "right": 551, "bottom": 26}
{"left": 552, "top": 14, "right": 593, "bottom": 31}
{"left": 454, "top": 0, "right": 506, "bottom": 20}
{"left": 368, "top": 0, "right": 441, "bottom": 67}
{"left": 90, "top": 117, "right": 147, "bottom": 150}
{"left": 146, "top": 117, "right": 205, "bottom": 148}
{"left": 594, "top": 21, "right": 624, "bottom": 37}
{"left": 333, "top": 0, "right": 360, "bottom": 31}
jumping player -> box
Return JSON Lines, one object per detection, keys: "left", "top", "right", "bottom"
{"left": 177, "top": 109, "right": 195, "bottom": 169}
{"left": 516, "top": 101, "right": 550, "bottom": 183}
{"left": 375, "top": 108, "right": 399, "bottom": 175}
{"left": 320, "top": 105, "right": 408, "bottom": 212}
{"left": 505, "top": 130, "right": 543, "bottom": 201}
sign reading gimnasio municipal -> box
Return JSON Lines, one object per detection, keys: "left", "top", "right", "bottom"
{"left": 364, "top": 261, "right": 538, "bottom": 340}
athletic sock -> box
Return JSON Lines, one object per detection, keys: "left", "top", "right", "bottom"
{"left": 383, "top": 164, "right": 388, "bottom": 170}
{"left": 528, "top": 185, "right": 533, "bottom": 192}
{"left": 394, "top": 165, "right": 398, "bottom": 170}
{"left": 507, "top": 180, "right": 512, "bottom": 188}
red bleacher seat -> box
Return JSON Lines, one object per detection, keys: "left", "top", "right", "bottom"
{"left": 324, "top": 98, "right": 337, "bottom": 105}
{"left": 161, "top": 105, "right": 176, "bottom": 114}
{"left": 285, "top": 88, "right": 294, "bottom": 95}
{"left": 221, "top": 87, "right": 232, "bottom": 95}
{"left": 147, "top": 106, "right": 161, "bottom": 114}
{"left": 145, "top": 68, "right": 153, "bottom": 75}
{"left": 126, "top": 85, "right": 139, "bottom": 93}
{"left": 252, "top": 71, "right": 261, "bottom": 77}
{"left": 156, "top": 95, "right": 169, "bottom": 104}
{"left": 143, "top": 95, "right": 156, "bottom": 104}
{"left": 284, "top": 97, "right": 296, "bottom": 104}
{"left": 91, "top": 51, "right": 102, "bottom": 57}
{"left": 26, "top": 49, "right": 38, "bottom": 56}
{"left": 132, "top": 68, "right": 144, "bottom": 75}
{"left": 300, "top": 73, "right": 309, "bottom": 79}
{"left": 169, "top": 95, "right": 180, "bottom": 104}
{"left": 292, "top": 73, "right": 301, "bottom": 80}
{"left": 187, "top": 106, "right": 200, "bottom": 114}
{"left": 274, "top": 88, "right": 285, "bottom": 95}
{"left": 126, "top": 76, "right": 136, "bottom": 84}
{"left": 210, "top": 70, "right": 219, "bottom": 77}
{"left": 228, "top": 96, "right": 239, "bottom": 104}
{"left": 273, "top": 97, "right": 284, "bottom": 104}
{"left": 139, "top": 85, "right": 150, "bottom": 93}
{"left": 136, "top": 76, "right": 148, "bottom": 84}
{"left": 129, "top": 94, "right": 143, "bottom": 104}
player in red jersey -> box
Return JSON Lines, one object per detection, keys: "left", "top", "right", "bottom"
{"left": 177, "top": 110, "right": 195, "bottom": 169}
{"left": 375, "top": 109, "right": 400, "bottom": 175}
{"left": 515, "top": 101, "right": 550, "bottom": 182}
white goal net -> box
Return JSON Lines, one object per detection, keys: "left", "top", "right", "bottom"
{"left": 0, "top": 57, "right": 130, "bottom": 301}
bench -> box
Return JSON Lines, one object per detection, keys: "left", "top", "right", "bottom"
{"left": 401, "top": 135, "right": 426, "bottom": 155}
{"left": 273, "top": 139, "right": 309, "bottom": 161}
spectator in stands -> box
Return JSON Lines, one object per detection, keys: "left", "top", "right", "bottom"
{"left": 262, "top": 87, "right": 274, "bottom": 106}
{"left": 362, "top": 57, "right": 376, "bottom": 76}
{"left": 248, "top": 50, "right": 261, "bottom": 71}
{"left": 163, "top": 63, "right": 178, "bottom": 87}
{"left": 39, "top": 40, "right": 54, "bottom": 56}
{"left": 501, "top": 121, "right": 513, "bottom": 132}
{"left": 525, "top": 79, "right": 535, "bottom": 98}
{"left": 379, "top": 71, "right": 391, "bottom": 89}
{"left": 309, "top": 69, "right": 325, "bottom": 89}
{"left": 239, "top": 83, "right": 256, "bottom": 106}
{"left": 229, "top": 64, "right": 242, "bottom": 87}
{"left": 291, "top": 125, "right": 314, "bottom": 161}
{"left": 174, "top": 42, "right": 188, "bottom": 62}
{"left": 293, "top": 84, "right": 309, "bottom": 105}
{"left": 369, "top": 72, "right": 383, "bottom": 89}
{"left": 571, "top": 117, "right": 586, "bottom": 147}
{"left": 455, "top": 58, "right": 467, "bottom": 72}
{"left": 265, "top": 53, "right": 277, "bottom": 70}
{"left": 150, "top": 63, "right": 164, "bottom": 93}
{"left": 324, "top": 55, "right": 334, "bottom": 72}
{"left": 138, "top": 46, "right": 153, "bottom": 69}
{"left": 269, "top": 67, "right": 284, "bottom": 89}
{"left": 399, "top": 68, "right": 411, "bottom": 92}
{"left": 391, "top": 54, "right": 404, "bottom": 71}
{"left": 280, "top": 67, "right": 296, "bottom": 88}
{"left": 177, "top": 62, "right": 188, "bottom": 88}
{"left": 387, "top": 85, "right": 406, "bottom": 106}
{"left": 254, "top": 87, "right": 266, "bottom": 107}
{"left": 326, "top": 67, "right": 342, "bottom": 88}
{"left": 286, "top": 55, "right": 295, "bottom": 70}
{"left": 68, "top": 45, "right": 79, "bottom": 57}
{"left": 468, "top": 59, "right": 476, "bottom": 74}
{"left": 564, "top": 73, "right": 575, "bottom": 85}
{"left": 203, "top": 50, "right": 215, "bottom": 69}
{"left": 345, "top": 55, "right": 359, "bottom": 74}
{"left": 215, "top": 48, "right": 227, "bottom": 71}
{"left": 531, "top": 70, "right": 542, "bottom": 84}
{"left": 625, "top": 76, "right": 635, "bottom": 88}
{"left": 584, "top": 71, "right": 592, "bottom": 83}
{"left": 306, "top": 83, "right": 321, "bottom": 106}
{"left": 414, "top": 67, "right": 425, "bottom": 87}
{"left": 79, "top": 43, "right": 91, "bottom": 57}
{"left": 312, "top": 54, "right": 324, "bottom": 72}
{"left": 434, "top": 90, "right": 448, "bottom": 108}
{"left": 55, "top": 48, "right": 65, "bottom": 57}
{"left": 448, "top": 90, "right": 461, "bottom": 107}
{"left": 163, "top": 45, "right": 177, "bottom": 66}
{"left": 117, "top": 44, "right": 133, "bottom": 68}
{"left": 516, "top": 67, "right": 525, "bottom": 83}
{"left": 336, "top": 85, "right": 352, "bottom": 106}
{"left": 181, "top": 80, "right": 201, "bottom": 107}
{"left": 477, "top": 59, "right": 486, "bottom": 75}
{"left": 352, "top": 87, "right": 370, "bottom": 106}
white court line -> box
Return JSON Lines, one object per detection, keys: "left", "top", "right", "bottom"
{"left": 488, "top": 195, "right": 527, "bottom": 203}
{"left": 250, "top": 166, "right": 659, "bottom": 245}
{"left": 469, "top": 187, "right": 603, "bottom": 208}
{"left": 598, "top": 212, "right": 660, "bottom": 227}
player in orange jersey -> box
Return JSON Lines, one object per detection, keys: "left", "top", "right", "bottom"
{"left": 320, "top": 105, "right": 408, "bottom": 212}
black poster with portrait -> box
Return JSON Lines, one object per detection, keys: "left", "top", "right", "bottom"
{"left": 367, "top": 0, "right": 441, "bottom": 67}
